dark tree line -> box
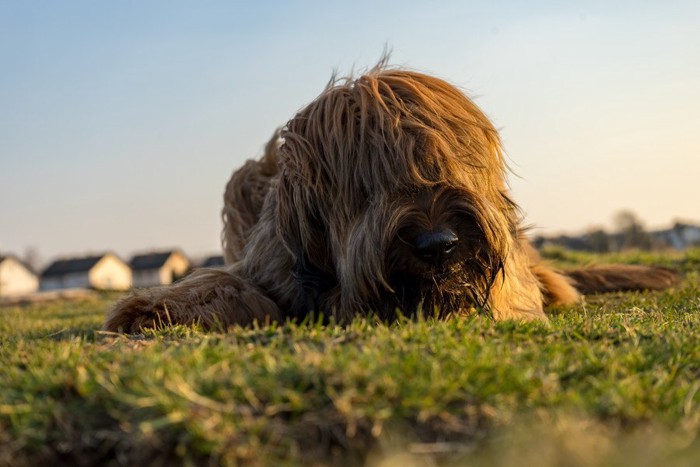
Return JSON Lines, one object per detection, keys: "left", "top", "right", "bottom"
{"left": 534, "top": 210, "right": 698, "bottom": 253}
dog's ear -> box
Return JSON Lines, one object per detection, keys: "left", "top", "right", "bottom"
{"left": 274, "top": 170, "right": 330, "bottom": 269}
{"left": 275, "top": 171, "right": 340, "bottom": 317}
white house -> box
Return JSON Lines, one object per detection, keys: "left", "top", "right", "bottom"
{"left": 651, "top": 222, "right": 700, "bottom": 250}
{"left": 0, "top": 255, "right": 39, "bottom": 297}
{"left": 41, "top": 253, "right": 132, "bottom": 291}
{"left": 130, "top": 250, "right": 190, "bottom": 288}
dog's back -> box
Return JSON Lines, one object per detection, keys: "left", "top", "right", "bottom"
{"left": 222, "top": 131, "right": 281, "bottom": 263}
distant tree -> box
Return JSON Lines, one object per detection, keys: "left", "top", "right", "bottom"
{"left": 23, "top": 247, "right": 42, "bottom": 273}
{"left": 614, "top": 210, "right": 652, "bottom": 250}
{"left": 584, "top": 227, "right": 610, "bottom": 253}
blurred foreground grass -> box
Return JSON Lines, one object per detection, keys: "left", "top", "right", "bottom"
{"left": 1, "top": 250, "right": 699, "bottom": 466}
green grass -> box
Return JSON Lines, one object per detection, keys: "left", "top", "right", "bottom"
{"left": 1, "top": 252, "right": 699, "bottom": 466}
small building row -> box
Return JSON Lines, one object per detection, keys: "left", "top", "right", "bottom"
{"left": 0, "top": 250, "right": 226, "bottom": 298}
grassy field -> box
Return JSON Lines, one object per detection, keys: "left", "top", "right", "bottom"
{"left": 1, "top": 250, "right": 699, "bottom": 466}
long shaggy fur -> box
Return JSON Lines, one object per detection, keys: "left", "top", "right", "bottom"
{"left": 105, "top": 65, "right": 678, "bottom": 333}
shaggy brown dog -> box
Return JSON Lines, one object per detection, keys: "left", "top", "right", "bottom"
{"left": 105, "top": 66, "right": 677, "bottom": 333}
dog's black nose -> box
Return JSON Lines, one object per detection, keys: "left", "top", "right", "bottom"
{"left": 413, "top": 229, "right": 459, "bottom": 265}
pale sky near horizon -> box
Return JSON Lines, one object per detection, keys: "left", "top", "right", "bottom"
{"left": 1, "top": 1, "right": 699, "bottom": 266}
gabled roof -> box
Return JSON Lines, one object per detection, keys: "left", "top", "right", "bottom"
{"left": 0, "top": 254, "right": 38, "bottom": 274}
{"left": 0, "top": 254, "right": 20, "bottom": 264}
{"left": 201, "top": 255, "right": 225, "bottom": 268}
{"left": 42, "top": 254, "right": 108, "bottom": 278}
{"left": 130, "top": 250, "right": 187, "bottom": 271}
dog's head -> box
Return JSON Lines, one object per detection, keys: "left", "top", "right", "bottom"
{"left": 275, "top": 67, "right": 521, "bottom": 321}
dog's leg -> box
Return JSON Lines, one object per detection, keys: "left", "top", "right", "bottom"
{"left": 487, "top": 240, "right": 554, "bottom": 322}
{"left": 531, "top": 262, "right": 582, "bottom": 306}
{"left": 489, "top": 265, "right": 548, "bottom": 322}
{"left": 522, "top": 238, "right": 678, "bottom": 299}
{"left": 104, "top": 267, "right": 282, "bottom": 333}
{"left": 564, "top": 265, "right": 679, "bottom": 294}
{"left": 520, "top": 240, "right": 581, "bottom": 306}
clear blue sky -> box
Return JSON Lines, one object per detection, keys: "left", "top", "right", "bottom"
{"left": 1, "top": 1, "right": 698, "bottom": 265}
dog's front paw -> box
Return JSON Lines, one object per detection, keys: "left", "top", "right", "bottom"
{"left": 104, "top": 295, "right": 169, "bottom": 333}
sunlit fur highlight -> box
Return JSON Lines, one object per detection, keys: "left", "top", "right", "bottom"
{"left": 105, "top": 65, "right": 678, "bottom": 333}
